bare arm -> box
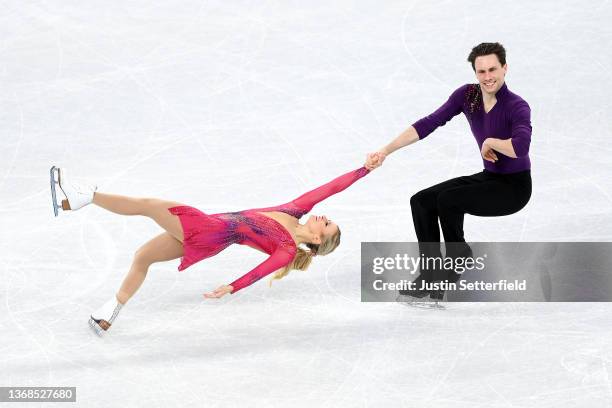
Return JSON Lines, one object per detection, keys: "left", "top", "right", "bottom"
{"left": 484, "top": 138, "right": 517, "bottom": 159}
{"left": 379, "top": 125, "right": 420, "bottom": 156}
{"left": 365, "top": 85, "right": 466, "bottom": 170}
{"left": 365, "top": 126, "right": 420, "bottom": 170}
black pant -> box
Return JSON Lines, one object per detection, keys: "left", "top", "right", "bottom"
{"left": 411, "top": 169, "right": 532, "bottom": 282}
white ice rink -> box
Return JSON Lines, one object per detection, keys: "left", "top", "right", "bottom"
{"left": 1, "top": 1, "right": 612, "bottom": 407}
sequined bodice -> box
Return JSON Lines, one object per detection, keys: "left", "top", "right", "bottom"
{"left": 216, "top": 206, "right": 301, "bottom": 257}
{"left": 186, "top": 167, "right": 370, "bottom": 292}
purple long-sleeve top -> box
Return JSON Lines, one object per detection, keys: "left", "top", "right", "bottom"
{"left": 412, "top": 82, "right": 531, "bottom": 174}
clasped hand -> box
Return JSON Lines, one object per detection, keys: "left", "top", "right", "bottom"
{"left": 365, "top": 151, "right": 386, "bottom": 170}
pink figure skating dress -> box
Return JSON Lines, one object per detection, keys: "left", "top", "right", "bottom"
{"left": 168, "top": 167, "right": 369, "bottom": 293}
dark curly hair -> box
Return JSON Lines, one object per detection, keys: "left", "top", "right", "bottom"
{"left": 467, "top": 42, "right": 506, "bottom": 71}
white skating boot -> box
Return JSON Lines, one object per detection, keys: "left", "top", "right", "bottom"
{"left": 89, "top": 297, "right": 123, "bottom": 336}
{"left": 49, "top": 166, "right": 97, "bottom": 216}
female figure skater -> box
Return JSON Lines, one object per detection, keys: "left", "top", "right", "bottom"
{"left": 50, "top": 163, "right": 372, "bottom": 335}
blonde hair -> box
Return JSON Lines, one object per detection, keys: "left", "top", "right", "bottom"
{"left": 269, "top": 227, "right": 342, "bottom": 286}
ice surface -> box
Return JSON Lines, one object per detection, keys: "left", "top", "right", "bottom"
{"left": 1, "top": 1, "right": 611, "bottom": 407}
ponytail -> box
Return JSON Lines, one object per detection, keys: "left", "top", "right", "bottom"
{"left": 269, "top": 228, "right": 341, "bottom": 286}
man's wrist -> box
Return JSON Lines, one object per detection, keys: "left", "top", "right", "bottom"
{"left": 484, "top": 137, "right": 498, "bottom": 147}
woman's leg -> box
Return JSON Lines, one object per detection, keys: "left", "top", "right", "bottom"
{"left": 93, "top": 192, "right": 185, "bottom": 242}
{"left": 116, "top": 232, "right": 184, "bottom": 304}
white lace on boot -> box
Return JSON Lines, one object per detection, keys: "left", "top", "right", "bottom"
{"left": 58, "top": 168, "right": 97, "bottom": 211}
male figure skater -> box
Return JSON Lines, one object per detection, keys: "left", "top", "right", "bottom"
{"left": 366, "top": 42, "right": 532, "bottom": 301}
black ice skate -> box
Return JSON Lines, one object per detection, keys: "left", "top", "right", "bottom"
{"left": 396, "top": 278, "right": 445, "bottom": 309}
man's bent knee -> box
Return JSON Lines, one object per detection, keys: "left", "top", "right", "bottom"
{"left": 410, "top": 190, "right": 435, "bottom": 210}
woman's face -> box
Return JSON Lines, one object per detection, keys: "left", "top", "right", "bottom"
{"left": 306, "top": 215, "right": 338, "bottom": 243}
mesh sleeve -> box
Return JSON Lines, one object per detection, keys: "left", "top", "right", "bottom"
{"left": 289, "top": 167, "right": 370, "bottom": 215}
{"left": 229, "top": 248, "right": 295, "bottom": 293}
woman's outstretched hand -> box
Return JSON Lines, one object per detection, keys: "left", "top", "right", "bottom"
{"left": 204, "top": 284, "right": 234, "bottom": 299}
{"left": 365, "top": 151, "right": 386, "bottom": 170}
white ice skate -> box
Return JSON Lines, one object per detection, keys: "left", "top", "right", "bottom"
{"left": 49, "top": 166, "right": 97, "bottom": 216}
{"left": 89, "top": 297, "right": 123, "bottom": 336}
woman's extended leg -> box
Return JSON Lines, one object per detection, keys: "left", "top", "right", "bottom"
{"left": 92, "top": 192, "right": 185, "bottom": 242}
{"left": 90, "top": 232, "right": 183, "bottom": 335}
{"left": 116, "top": 232, "right": 184, "bottom": 304}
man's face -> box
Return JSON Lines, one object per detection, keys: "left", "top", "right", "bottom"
{"left": 474, "top": 54, "right": 507, "bottom": 96}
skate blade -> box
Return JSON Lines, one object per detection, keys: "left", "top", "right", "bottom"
{"left": 396, "top": 294, "right": 445, "bottom": 310}
{"left": 49, "top": 166, "right": 60, "bottom": 217}
{"left": 88, "top": 317, "right": 107, "bottom": 337}
{"left": 403, "top": 301, "right": 446, "bottom": 310}
{"left": 50, "top": 166, "right": 72, "bottom": 216}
